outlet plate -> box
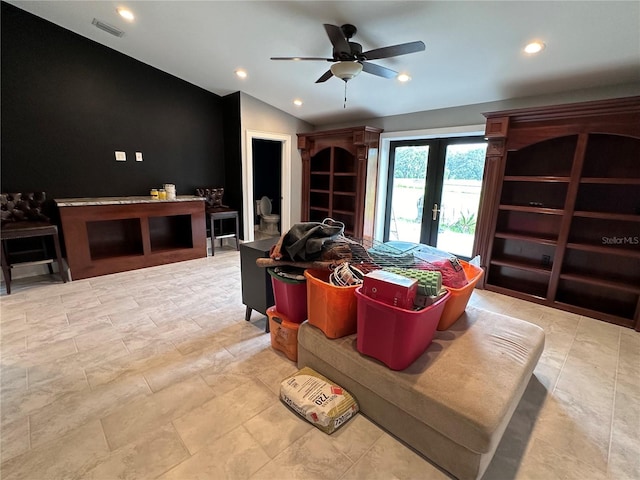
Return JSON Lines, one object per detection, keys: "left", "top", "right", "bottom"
{"left": 135, "top": 152, "right": 143, "bottom": 162}
{"left": 115, "top": 151, "right": 126, "bottom": 162}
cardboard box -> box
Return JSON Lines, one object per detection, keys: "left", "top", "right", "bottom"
{"left": 362, "top": 270, "right": 417, "bottom": 309}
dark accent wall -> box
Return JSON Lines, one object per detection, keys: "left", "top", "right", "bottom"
{"left": 222, "top": 92, "right": 244, "bottom": 236}
{"left": 1, "top": 2, "right": 226, "bottom": 200}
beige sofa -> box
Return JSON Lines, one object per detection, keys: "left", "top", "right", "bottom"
{"left": 297, "top": 306, "right": 545, "bottom": 480}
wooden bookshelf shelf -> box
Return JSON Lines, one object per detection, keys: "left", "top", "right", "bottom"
{"left": 503, "top": 176, "right": 571, "bottom": 183}
{"left": 494, "top": 231, "right": 558, "bottom": 245}
{"left": 498, "top": 205, "right": 565, "bottom": 215}
{"left": 490, "top": 258, "right": 553, "bottom": 275}
{"left": 580, "top": 177, "right": 640, "bottom": 185}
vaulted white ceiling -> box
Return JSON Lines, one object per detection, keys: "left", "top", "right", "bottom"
{"left": 8, "top": 1, "right": 640, "bottom": 126}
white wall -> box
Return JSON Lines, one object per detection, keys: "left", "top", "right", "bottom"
{"left": 239, "top": 93, "right": 313, "bottom": 239}
{"left": 320, "top": 82, "right": 640, "bottom": 132}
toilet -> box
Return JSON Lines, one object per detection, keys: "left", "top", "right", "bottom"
{"left": 256, "top": 196, "right": 280, "bottom": 235}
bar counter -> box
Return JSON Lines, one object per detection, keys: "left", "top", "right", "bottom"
{"left": 55, "top": 195, "right": 207, "bottom": 280}
{"left": 55, "top": 195, "right": 204, "bottom": 207}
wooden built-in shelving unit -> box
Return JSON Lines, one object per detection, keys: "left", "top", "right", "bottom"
{"left": 474, "top": 97, "right": 640, "bottom": 330}
{"left": 298, "top": 126, "right": 383, "bottom": 240}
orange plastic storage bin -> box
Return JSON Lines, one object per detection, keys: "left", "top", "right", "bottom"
{"left": 355, "top": 287, "right": 450, "bottom": 370}
{"left": 437, "top": 261, "right": 484, "bottom": 330}
{"left": 267, "top": 307, "right": 300, "bottom": 361}
{"left": 304, "top": 269, "right": 358, "bottom": 339}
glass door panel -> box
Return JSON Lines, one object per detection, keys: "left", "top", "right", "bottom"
{"left": 385, "top": 137, "right": 486, "bottom": 260}
{"left": 387, "top": 145, "right": 429, "bottom": 243}
{"left": 435, "top": 142, "right": 487, "bottom": 258}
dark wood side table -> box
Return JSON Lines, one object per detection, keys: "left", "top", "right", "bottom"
{"left": 208, "top": 208, "right": 239, "bottom": 255}
{"left": 239, "top": 238, "right": 278, "bottom": 333}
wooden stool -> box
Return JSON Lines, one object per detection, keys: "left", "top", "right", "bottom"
{"left": 208, "top": 208, "right": 239, "bottom": 255}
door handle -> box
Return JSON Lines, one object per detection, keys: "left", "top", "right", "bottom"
{"left": 432, "top": 203, "right": 441, "bottom": 221}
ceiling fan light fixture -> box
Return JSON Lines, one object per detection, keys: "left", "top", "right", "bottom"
{"left": 330, "top": 61, "right": 363, "bottom": 81}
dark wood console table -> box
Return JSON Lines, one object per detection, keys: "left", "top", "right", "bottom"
{"left": 56, "top": 196, "right": 207, "bottom": 280}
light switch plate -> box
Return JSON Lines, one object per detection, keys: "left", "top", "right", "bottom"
{"left": 115, "top": 151, "right": 126, "bottom": 161}
{"left": 135, "top": 152, "right": 143, "bottom": 162}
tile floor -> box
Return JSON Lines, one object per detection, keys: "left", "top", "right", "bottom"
{"left": 0, "top": 247, "right": 638, "bottom": 479}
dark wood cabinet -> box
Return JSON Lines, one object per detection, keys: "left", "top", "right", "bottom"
{"left": 57, "top": 197, "right": 207, "bottom": 280}
{"left": 298, "top": 126, "right": 383, "bottom": 240}
{"left": 474, "top": 97, "right": 640, "bottom": 330}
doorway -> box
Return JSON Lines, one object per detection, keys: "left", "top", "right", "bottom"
{"left": 243, "top": 130, "right": 292, "bottom": 242}
{"left": 252, "top": 139, "right": 282, "bottom": 239}
{"left": 384, "top": 136, "right": 487, "bottom": 259}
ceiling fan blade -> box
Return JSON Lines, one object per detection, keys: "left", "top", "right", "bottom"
{"left": 323, "top": 24, "right": 351, "bottom": 55}
{"left": 362, "top": 40, "right": 425, "bottom": 60}
{"left": 271, "top": 57, "right": 333, "bottom": 61}
{"left": 315, "top": 69, "right": 334, "bottom": 83}
{"left": 361, "top": 61, "right": 398, "bottom": 79}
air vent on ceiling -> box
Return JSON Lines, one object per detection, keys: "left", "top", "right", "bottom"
{"left": 91, "top": 18, "right": 124, "bottom": 37}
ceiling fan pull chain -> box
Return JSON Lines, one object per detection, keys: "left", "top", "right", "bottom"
{"left": 343, "top": 81, "right": 347, "bottom": 109}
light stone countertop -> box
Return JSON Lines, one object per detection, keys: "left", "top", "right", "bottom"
{"left": 54, "top": 195, "right": 205, "bottom": 207}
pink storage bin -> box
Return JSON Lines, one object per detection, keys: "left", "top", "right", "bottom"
{"left": 268, "top": 269, "right": 307, "bottom": 323}
{"left": 355, "top": 287, "right": 450, "bottom": 370}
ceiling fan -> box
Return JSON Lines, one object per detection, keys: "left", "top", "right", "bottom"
{"left": 271, "top": 23, "right": 425, "bottom": 83}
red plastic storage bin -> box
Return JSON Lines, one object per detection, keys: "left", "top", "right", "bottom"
{"left": 438, "top": 261, "right": 484, "bottom": 331}
{"left": 355, "top": 287, "right": 450, "bottom": 370}
{"left": 305, "top": 269, "right": 358, "bottom": 339}
{"left": 268, "top": 269, "right": 308, "bottom": 323}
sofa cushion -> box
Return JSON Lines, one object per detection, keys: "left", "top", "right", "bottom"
{"left": 297, "top": 306, "right": 545, "bottom": 454}
{"left": 1, "top": 192, "right": 50, "bottom": 225}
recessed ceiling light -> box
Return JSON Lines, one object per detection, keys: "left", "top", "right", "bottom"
{"left": 524, "top": 41, "right": 545, "bottom": 54}
{"left": 397, "top": 73, "right": 411, "bottom": 82}
{"left": 235, "top": 69, "right": 247, "bottom": 79}
{"left": 293, "top": 99, "right": 303, "bottom": 106}
{"left": 117, "top": 8, "right": 134, "bottom": 21}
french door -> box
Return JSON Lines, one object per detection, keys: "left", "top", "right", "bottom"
{"left": 383, "top": 137, "right": 487, "bottom": 259}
